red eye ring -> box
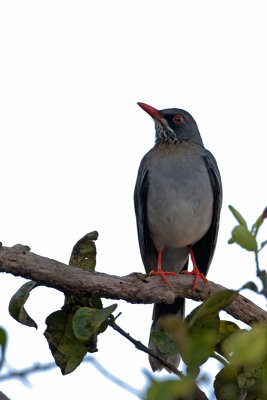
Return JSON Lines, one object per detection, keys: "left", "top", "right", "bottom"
{"left": 173, "top": 114, "right": 184, "bottom": 125}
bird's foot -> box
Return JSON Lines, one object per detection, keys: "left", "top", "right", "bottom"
{"left": 181, "top": 245, "right": 210, "bottom": 291}
{"left": 181, "top": 266, "right": 209, "bottom": 291}
{"left": 149, "top": 267, "right": 178, "bottom": 289}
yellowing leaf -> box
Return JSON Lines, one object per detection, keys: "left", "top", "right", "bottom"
{"left": 229, "top": 205, "right": 247, "bottom": 227}
{"left": 228, "top": 225, "right": 257, "bottom": 252}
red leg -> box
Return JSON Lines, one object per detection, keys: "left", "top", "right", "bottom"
{"left": 149, "top": 249, "right": 178, "bottom": 289}
{"left": 181, "top": 245, "right": 209, "bottom": 291}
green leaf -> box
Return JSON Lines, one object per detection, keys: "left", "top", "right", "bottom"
{"left": 44, "top": 305, "right": 88, "bottom": 375}
{"left": 237, "top": 364, "right": 267, "bottom": 398}
{"left": 69, "top": 231, "right": 98, "bottom": 271}
{"left": 228, "top": 225, "right": 257, "bottom": 251}
{"left": 181, "top": 291, "right": 237, "bottom": 374}
{"left": 145, "top": 378, "right": 193, "bottom": 400}
{"left": 0, "top": 327, "right": 7, "bottom": 370}
{"left": 186, "top": 290, "right": 237, "bottom": 327}
{"left": 151, "top": 331, "right": 179, "bottom": 356}
{"left": 72, "top": 304, "right": 117, "bottom": 341}
{"left": 259, "top": 359, "right": 267, "bottom": 398}
{"left": 8, "top": 281, "right": 40, "bottom": 328}
{"left": 90, "top": 296, "right": 103, "bottom": 309}
{"left": 238, "top": 372, "right": 256, "bottom": 390}
{"left": 260, "top": 240, "right": 267, "bottom": 251}
{"left": 251, "top": 207, "right": 267, "bottom": 237}
{"left": 229, "top": 205, "right": 247, "bottom": 227}
{"left": 184, "top": 311, "right": 219, "bottom": 375}
{"left": 157, "top": 315, "right": 187, "bottom": 354}
{"left": 93, "top": 304, "right": 117, "bottom": 331}
{"left": 214, "top": 365, "right": 240, "bottom": 400}
{"left": 251, "top": 216, "right": 263, "bottom": 237}
{"left": 226, "top": 324, "right": 267, "bottom": 366}
{"left": 73, "top": 308, "right": 96, "bottom": 341}
{"left": 218, "top": 320, "right": 241, "bottom": 342}
{"left": 215, "top": 320, "right": 241, "bottom": 359}
{"left": 65, "top": 231, "right": 103, "bottom": 309}
{"left": 240, "top": 281, "right": 259, "bottom": 293}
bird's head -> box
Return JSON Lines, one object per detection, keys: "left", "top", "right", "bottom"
{"left": 137, "top": 102, "right": 203, "bottom": 146}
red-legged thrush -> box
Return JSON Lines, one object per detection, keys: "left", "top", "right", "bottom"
{"left": 134, "top": 102, "right": 222, "bottom": 372}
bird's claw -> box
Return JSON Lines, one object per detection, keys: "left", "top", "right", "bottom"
{"left": 149, "top": 267, "right": 178, "bottom": 289}
{"left": 181, "top": 269, "right": 209, "bottom": 292}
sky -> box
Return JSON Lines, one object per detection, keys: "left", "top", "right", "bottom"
{"left": 0, "top": 1, "right": 267, "bottom": 399}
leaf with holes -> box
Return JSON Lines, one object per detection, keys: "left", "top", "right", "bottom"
{"left": 65, "top": 231, "right": 101, "bottom": 308}
{"left": 69, "top": 231, "right": 98, "bottom": 271}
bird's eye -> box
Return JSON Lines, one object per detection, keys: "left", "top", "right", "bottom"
{"left": 173, "top": 115, "right": 184, "bottom": 125}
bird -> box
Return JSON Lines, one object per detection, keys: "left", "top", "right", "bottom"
{"left": 134, "top": 102, "right": 222, "bottom": 372}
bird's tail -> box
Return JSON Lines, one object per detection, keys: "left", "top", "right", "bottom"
{"left": 148, "top": 297, "right": 185, "bottom": 372}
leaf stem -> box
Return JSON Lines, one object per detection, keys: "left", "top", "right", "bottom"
{"left": 255, "top": 250, "right": 267, "bottom": 299}
{"left": 237, "top": 388, "right": 248, "bottom": 400}
{"left": 255, "top": 250, "right": 260, "bottom": 274}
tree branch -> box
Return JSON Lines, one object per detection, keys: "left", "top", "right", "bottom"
{"left": 0, "top": 244, "right": 266, "bottom": 325}
{"left": 0, "top": 357, "right": 141, "bottom": 398}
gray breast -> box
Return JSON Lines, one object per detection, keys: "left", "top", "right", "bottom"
{"left": 147, "top": 143, "right": 213, "bottom": 252}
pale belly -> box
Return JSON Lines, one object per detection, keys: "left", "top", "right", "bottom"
{"left": 147, "top": 144, "right": 213, "bottom": 251}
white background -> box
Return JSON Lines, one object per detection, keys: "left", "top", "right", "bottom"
{"left": 0, "top": 1, "right": 266, "bottom": 399}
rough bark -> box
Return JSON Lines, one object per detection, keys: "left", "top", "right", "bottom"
{"left": 0, "top": 244, "right": 266, "bottom": 325}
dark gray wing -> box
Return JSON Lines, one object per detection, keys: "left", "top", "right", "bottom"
{"left": 192, "top": 150, "right": 222, "bottom": 276}
{"left": 134, "top": 154, "right": 157, "bottom": 274}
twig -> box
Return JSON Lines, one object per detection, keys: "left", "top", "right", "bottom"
{"left": 0, "top": 362, "right": 55, "bottom": 381}
{"left": 107, "top": 317, "right": 183, "bottom": 378}
{"left": 107, "top": 317, "right": 208, "bottom": 400}
{"left": 0, "top": 357, "right": 142, "bottom": 398}
{"left": 85, "top": 357, "right": 141, "bottom": 397}
{"left": 0, "top": 392, "right": 11, "bottom": 400}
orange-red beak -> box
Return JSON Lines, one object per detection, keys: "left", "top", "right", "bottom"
{"left": 137, "top": 102, "right": 165, "bottom": 121}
